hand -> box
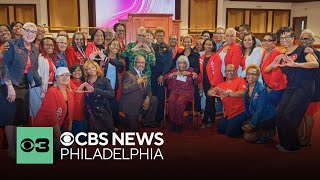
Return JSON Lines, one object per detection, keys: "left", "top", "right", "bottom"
{"left": 242, "top": 124, "right": 253, "bottom": 132}
{"left": 304, "top": 47, "right": 314, "bottom": 54}
{"left": 270, "top": 54, "right": 283, "bottom": 69}
{"left": 143, "top": 43, "right": 151, "bottom": 53}
{"left": 280, "top": 55, "right": 296, "bottom": 67}
{"left": 137, "top": 76, "right": 147, "bottom": 84}
{"left": 1, "top": 42, "right": 9, "bottom": 54}
{"left": 181, "top": 71, "right": 191, "bottom": 76}
{"left": 143, "top": 97, "right": 150, "bottom": 110}
{"left": 6, "top": 85, "right": 16, "bottom": 103}
{"left": 132, "top": 43, "right": 143, "bottom": 52}
{"left": 267, "top": 87, "right": 272, "bottom": 93}
{"left": 207, "top": 87, "right": 219, "bottom": 97}
{"left": 192, "top": 72, "right": 198, "bottom": 79}
{"left": 158, "top": 75, "right": 164, "bottom": 86}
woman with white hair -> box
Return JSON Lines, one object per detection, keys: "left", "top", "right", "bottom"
{"left": 0, "top": 22, "right": 41, "bottom": 158}
{"left": 166, "top": 55, "right": 199, "bottom": 133}
{"left": 55, "top": 35, "right": 68, "bottom": 68}
{"left": 217, "top": 28, "right": 242, "bottom": 78}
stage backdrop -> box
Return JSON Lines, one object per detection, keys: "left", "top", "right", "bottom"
{"left": 95, "top": 0, "right": 176, "bottom": 28}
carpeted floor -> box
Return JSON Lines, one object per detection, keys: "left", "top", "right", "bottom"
{"left": 1, "top": 112, "right": 320, "bottom": 178}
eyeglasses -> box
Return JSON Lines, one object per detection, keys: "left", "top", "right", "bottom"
{"left": 300, "top": 37, "right": 312, "bottom": 41}
{"left": 280, "top": 35, "right": 292, "bottom": 41}
{"left": 246, "top": 73, "right": 259, "bottom": 77}
{"left": 262, "top": 39, "right": 273, "bottom": 43}
{"left": 57, "top": 42, "right": 67, "bottom": 45}
{"left": 116, "top": 29, "right": 125, "bottom": 32}
{"left": 136, "top": 61, "right": 145, "bottom": 64}
{"left": 225, "top": 70, "right": 235, "bottom": 73}
{"left": 137, "top": 34, "right": 145, "bottom": 38}
{"left": 44, "top": 44, "right": 55, "bottom": 47}
{"left": 24, "top": 28, "right": 37, "bottom": 34}
{"left": 215, "top": 32, "right": 224, "bottom": 35}
{"left": 169, "top": 38, "right": 177, "bottom": 41}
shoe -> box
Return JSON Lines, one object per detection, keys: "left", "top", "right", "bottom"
{"left": 170, "top": 123, "right": 177, "bottom": 132}
{"left": 176, "top": 125, "right": 183, "bottom": 133}
{"left": 144, "top": 121, "right": 160, "bottom": 128}
{"left": 206, "top": 123, "right": 211, "bottom": 128}
{"left": 201, "top": 123, "right": 206, "bottom": 129}
{"left": 299, "top": 138, "right": 311, "bottom": 147}
{"left": 257, "top": 136, "right": 267, "bottom": 144}
{"left": 276, "top": 144, "right": 299, "bottom": 153}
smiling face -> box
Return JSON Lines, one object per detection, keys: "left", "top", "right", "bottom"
{"left": 246, "top": 68, "right": 259, "bottom": 84}
{"left": 0, "top": 25, "right": 11, "bottom": 43}
{"left": 225, "top": 30, "right": 235, "bottom": 45}
{"left": 56, "top": 36, "right": 68, "bottom": 52}
{"left": 72, "top": 66, "right": 82, "bottom": 80}
{"left": 155, "top": 32, "right": 164, "bottom": 43}
{"left": 300, "top": 33, "right": 314, "bottom": 47}
{"left": 56, "top": 73, "right": 70, "bottom": 86}
{"left": 225, "top": 65, "right": 236, "bottom": 80}
{"left": 183, "top": 37, "right": 192, "bottom": 49}
{"left": 243, "top": 34, "right": 254, "bottom": 49}
{"left": 43, "top": 39, "right": 55, "bottom": 54}
{"left": 86, "top": 63, "right": 98, "bottom": 77}
{"left": 169, "top": 35, "right": 178, "bottom": 47}
{"left": 108, "top": 40, "right": 120, "bottom": 54}
{"left": 134, "top": 56, "right": 146, "bottom": 72}
{"left": 215, "top": 29, "right": 225, "bottom": 42}
{"left": 280, "top": 32, "right": 294, "bottom": 48}
{"left": 178, "top": 61, "right": 187, "bottom": 71}
{"left": 22, "top": 25, "right": 37, "bottom": 43}
{"left": 36, "top": 26, "right": 45, "bottom": 41}
{"left": 204, "top": 39, "right": 214, "bottom": 53}
{"left": 261, "top": 35, "right": 275, "bottom": 51}
{"left": 145, "top": 32, "right": 154, "bottom": 44}
{"left": 13, "top": 23, "right": 23, "bottom": 36}
{"left": 94, "top": 30, "right": 104, "bottom": 45}
{"left": 74, "top": 33, "right": 84, "bottom": 47}
{"left": 115, "top": 25, "right": 125, "bottom": 39}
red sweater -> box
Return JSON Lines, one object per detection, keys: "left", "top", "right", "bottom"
{"left": 34, "top": 86, "right": 74, "bottom": 131}
{"left": 218, "top": 42, "right": 242, "bottom": 71}
{"left": 66, "top": 46, "right": 86, "bottom": 68}
{"left": 70, "top": 79, "right": 84, "bottom": 121}
{"left": 199, "top": 52, "right": 224, "bottom": 87}
{"left": 260, "top": 48, "right": 287, "bottom": 90}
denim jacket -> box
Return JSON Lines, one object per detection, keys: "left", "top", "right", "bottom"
{"left": 1, "top": 38, "right": 41, "bottom": 87}
{"left": 56, "top": 52, "right": 68, "bottom": 68}
{"left": 244, "top": 81, "right": 276, "bottom": 128}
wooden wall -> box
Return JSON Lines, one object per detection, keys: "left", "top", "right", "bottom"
{"left": 189, "top": 0, "right": 217, "bottom": 34}
{"left": 0, "top": 4, "right": 36, "bottom": 25}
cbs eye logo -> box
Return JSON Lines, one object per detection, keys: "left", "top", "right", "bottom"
{"left": 20, "top": 138, "right": 50, "bottom": 153}
{"left": 60, "top": 132, "right": 74, "bottom": 146}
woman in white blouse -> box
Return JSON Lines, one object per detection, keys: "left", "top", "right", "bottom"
{"left": 239, "top": 33, "right": 263, "bottom": 83}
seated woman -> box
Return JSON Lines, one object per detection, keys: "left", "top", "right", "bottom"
{"left": 83, "top": 60, "right": 115, "bottom": 134}
{"left": 166, "top": 55, "right": 199, "bottom": 133}
{"left": 242, "top": 64, "right": 276, "bottom": 143}
{"left": 33, "top": 67, "right": 75, "bottom": 158}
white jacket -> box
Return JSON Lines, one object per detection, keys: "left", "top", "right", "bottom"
{"left": 239, "top": 47, "right": 263, "bottom": 83}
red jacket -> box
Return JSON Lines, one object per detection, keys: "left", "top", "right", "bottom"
{"left": 218, "top": 42, "right": 242, "bottom": 71}
{"left": 85, "top": 42, "right": 102, "bottom": 58}
{"left": 70, "top": 79, "right": 84, "bottom": 121}
{"left": 66, "top": 46, "right": 86, "bottom": 68}
{"left": 260, "top": 48, "right": 287, "bottom": 90}
{"left": 34, "top": 86, "right": 74, "bottom": 131}
{"left": 199, "top": 53, "right": 224, "bottom": 87}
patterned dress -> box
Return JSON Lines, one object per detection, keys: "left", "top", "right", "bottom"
{"left": 122, "top": 42, "right": 156, "bottom": 85}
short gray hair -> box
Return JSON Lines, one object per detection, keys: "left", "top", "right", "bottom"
{"left": 23, "top": 22, "right": 37, "bottom": 30}
{"left": 300, "top": 29, "right": 315, "bottom": 40}
{"left": 176, "top": 55, "right": 190, "bottom": 70}
{"left": 225, "top": 28, "right": 237, "bottom": 37}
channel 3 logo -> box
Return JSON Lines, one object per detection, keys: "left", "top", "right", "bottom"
{"left": 17, "top": 127, "right": 53, "bottom": 164}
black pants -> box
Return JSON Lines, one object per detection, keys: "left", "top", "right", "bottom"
{"left": 276, "top": 84, "right": 313, "bottom": 151}
{"left": 194, "top": 85, "right": 201, "bottom": 112}
{"left": 203, "top": 82, "right": 216, "bottom": 124}
{"left": 151, "top": 72, "right": 165, "bottom": 122}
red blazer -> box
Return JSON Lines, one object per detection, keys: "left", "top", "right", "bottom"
{"left": 260, "top": 48, "right": 287, "bottom": 90}
{"left": 218, "top": 42, "right": 242, "bottom": 71}
{"left": 85, "top": 42, "right": 102, "bottom": 58}
{"left": 70, "top": 79, "right": 84, "bottom": 121}
{"left": 66, "top": 46, "right": 86, "bottom": 68}
{"left": 199, "top": 52, "right": 224, "bottom": 87}
{"left": 34, "top": 86, "right": 74, "bottom": 131}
